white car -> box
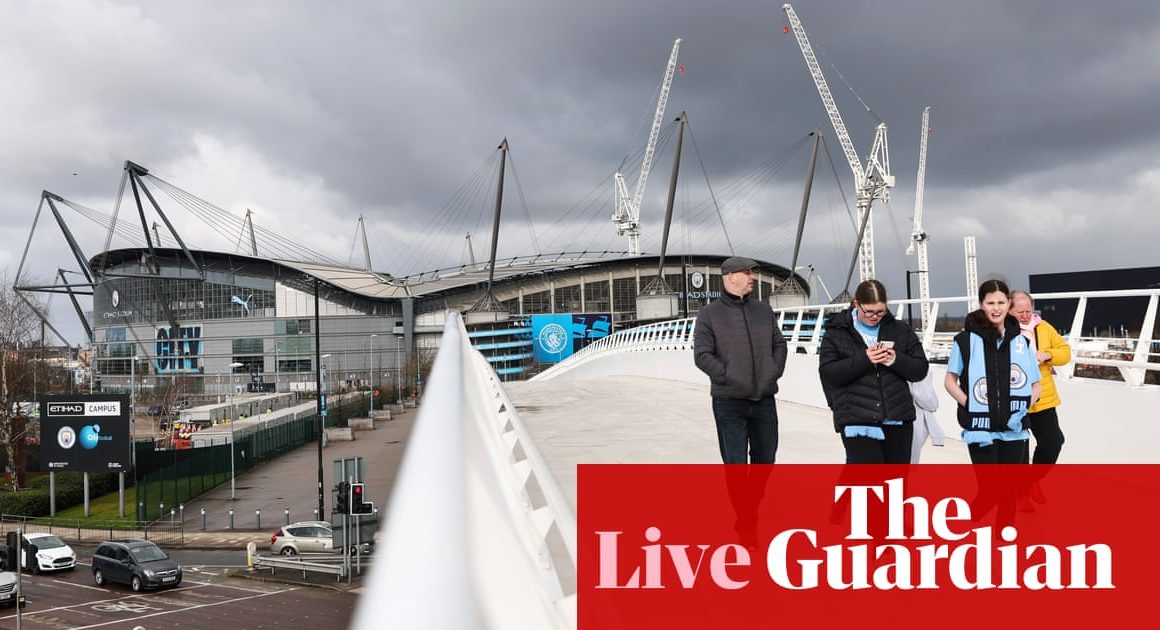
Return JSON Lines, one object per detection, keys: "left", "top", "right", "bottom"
{"left": 22, "top": 533, "right": 77, "bottom": 573}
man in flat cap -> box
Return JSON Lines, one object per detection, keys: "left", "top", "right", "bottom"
{"left": 694, "top": 256, "right": 788, "bottom": 463}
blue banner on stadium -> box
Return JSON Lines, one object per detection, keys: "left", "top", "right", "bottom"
{"left": 531, "top": 313, "right": 612, "bottom": 363}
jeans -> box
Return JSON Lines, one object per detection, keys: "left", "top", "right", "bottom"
{"left": 711, "top": 396, "right": 779, "bottom": 464}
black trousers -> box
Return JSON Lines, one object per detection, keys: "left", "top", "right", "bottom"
{"left": 967, "top": 439, "right": 1028, "bottom": 525}
{"left": 841, "top": 424, "right": 914, "bottom": 464}
{"left": 1024, "top": 407, "right": 1065, "bottom": 465}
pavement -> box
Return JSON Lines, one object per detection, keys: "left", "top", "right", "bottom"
{"left": 172, "top": 407, "right": 416, "bottom": 550}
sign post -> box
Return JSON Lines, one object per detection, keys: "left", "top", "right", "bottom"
{"left": 39, "top": 395, "right": 133, "bottom": 517}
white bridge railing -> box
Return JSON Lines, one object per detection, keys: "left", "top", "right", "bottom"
{"left": 352, "top": 312, "right": 576, "bottom": 630}
{"left": 535, "top": 288, "right": 1160, "bottom": 388}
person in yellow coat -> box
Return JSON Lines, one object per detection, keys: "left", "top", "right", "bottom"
{"left": 1011, "top": 291, "right": 1071, "bottom": 502}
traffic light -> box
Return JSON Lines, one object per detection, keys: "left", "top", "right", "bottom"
{"left": 335, "top": 481, "right": 350, "bottom": 515}
{"left": 350, "top": 482, "right": 365, "bottom": 515}
{"left": 350, "top": 482, "right": 373, "bottom": 514}
{"left": 3, "top": 532, "right": 17, "bottom": 571}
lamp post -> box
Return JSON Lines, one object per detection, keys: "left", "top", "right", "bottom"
{"left": 369, "top": 334, "right": 377, "bottom": 416}
{"left": 313, "top": 276, "right": 325, "bottom": 519}
{"left": 394, "top": 335, "right": 403, "bottom": 403}
{"left": 319, "top": 354, "right": 331, "bottom": 449}
{"left": 228, "top": 361, "right": 243, "bottom": 500}
{"left": 130, "top": 355, "right": 137, "bottom": 418}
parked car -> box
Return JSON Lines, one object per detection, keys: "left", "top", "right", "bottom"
{"left": 146, "top": 405, "right": 165, "bottom": 417}
{"left": 22, "top": 532, "right": 76, "bottom": 573}
{"left": 0, "top": 570, "right": 24, "bottom": 607}
{"left": 92, "top": 540, "right": 182, "bottom": 591}
{"left": 269, "top": 521, "right": 374, "bottom": 556}
{"left": 270, "top": 521, "right": 334, "bottom": 555}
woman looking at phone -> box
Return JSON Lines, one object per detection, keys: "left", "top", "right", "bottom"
{"left": 819, "top": 279, "right": 930, "bottom": 463}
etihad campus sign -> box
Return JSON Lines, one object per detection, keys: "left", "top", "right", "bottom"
{"left": 39, "top": 394, "right": 133, "bottom": 472}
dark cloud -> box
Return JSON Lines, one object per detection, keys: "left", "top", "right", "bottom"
{"left": 2, "top": 0, "right": 1158, "bottom": 341}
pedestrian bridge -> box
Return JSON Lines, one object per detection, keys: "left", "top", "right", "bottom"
{"left": 351, "top": 289, "right": 1160, "bottom": 629}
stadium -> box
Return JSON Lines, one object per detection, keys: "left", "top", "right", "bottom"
{"left": 21, "top": 162, "right": 807, "bottom": 403}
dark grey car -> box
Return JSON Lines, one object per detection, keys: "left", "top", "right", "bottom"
{"left": 92, "top": 540, "right": 182, "bottom": 592}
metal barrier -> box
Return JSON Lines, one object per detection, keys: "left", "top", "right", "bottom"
{"left": 0, "top": 516, "right": 184, "bottom": 547}
{"left": 351, "top": 312, "right": 576, "bottom": 630}
{"left": 252, "top": 553, "right": 347, "bottom": 579}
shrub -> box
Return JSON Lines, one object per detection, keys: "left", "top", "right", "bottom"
{"left": 0, "top": 472, "right": 120, "bottom": 517}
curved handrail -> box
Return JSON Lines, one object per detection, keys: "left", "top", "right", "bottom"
{"left": 353, "top": 312, "right": 575, "bottom": 629}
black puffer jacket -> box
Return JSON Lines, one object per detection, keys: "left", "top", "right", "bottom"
{"left": 818, "top": 308, "right": 929, "bottom": 430}
{"left": 694, "top": 291, "right": 788, "bottom": 400}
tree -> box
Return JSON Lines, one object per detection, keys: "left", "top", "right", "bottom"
{"left": 1, "top": 273, "right": 58, "bottom": 490}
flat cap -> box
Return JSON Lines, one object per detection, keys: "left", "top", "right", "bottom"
{"left": 720, "top": 256, "right": 759, "bottom": 275}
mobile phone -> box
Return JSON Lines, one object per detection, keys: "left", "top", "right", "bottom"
{"left": 878, "top": 340, "right": 895, "bottom": 350}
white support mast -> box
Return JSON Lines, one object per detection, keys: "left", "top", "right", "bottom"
{"left": 240, "top": 209, "right": 259, "bottom": 256}
{"left": 356, "top": 213, "right": 372, "bottom": 271}
{"left": 612, "top": 38, "right": 681, "bottom": 256}
{"left": 907, "top": 106, "right": 933, "bottom": 331}
{"left": 782, "top": 4, "right": 893, "bottom": 282}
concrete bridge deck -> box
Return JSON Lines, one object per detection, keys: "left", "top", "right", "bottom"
{"left": 507, "top": 375, "right": 968, "bottom": 508}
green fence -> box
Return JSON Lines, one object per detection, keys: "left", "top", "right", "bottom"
{"left": 134, "top": 398, "right": 368, "bottom": 522}
{"left": 135, "top": 414, "right": 318, "bottom": 521}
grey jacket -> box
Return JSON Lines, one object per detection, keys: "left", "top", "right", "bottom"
{"left": 694, "top": 291, "right": 788, "bottom": 400}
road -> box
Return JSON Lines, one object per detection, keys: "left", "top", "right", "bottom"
{"left": 0, "top": 547, "right": 358, "bottom": 629}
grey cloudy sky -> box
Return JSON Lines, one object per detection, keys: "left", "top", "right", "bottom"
{"left": 3, "top": 0, "right": 1159, "bottom": 343}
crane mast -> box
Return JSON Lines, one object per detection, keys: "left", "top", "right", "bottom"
{"left": 964, "top": 236, "right": 979, "bottom": 311}
{"left": 781, "top": 4, "right": 893, "bottom": 282}
{"left": 613, "top": 38, "right": 681, "bottom": 256}
{"left": 908, "top": 106, "right": 932, "bottom": 331}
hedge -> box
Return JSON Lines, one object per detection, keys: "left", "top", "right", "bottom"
{"left": 0, "top": 472, "right": 120, "bottom": 517}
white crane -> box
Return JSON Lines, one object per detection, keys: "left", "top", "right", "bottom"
{"left": 612, "top": 38, "right": 681, "bottom": 256}
{"left": 781, "top": 4, "right": 893, "bottom": 283}
{"left": 907, "top": 106, "right": 933, "bottom": 331}
{"left": 964, "top": 235, "right": 979, "bottom": 311}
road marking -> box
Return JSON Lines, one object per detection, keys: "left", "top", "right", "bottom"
{"left": 50, "top": 578, "right": 108, "bottom": 592}
{"left": 69, "top": 587, "right": 300, "bottom": 629}
{"left": 12, "top": 583, "right": 215, "bottom": 617}
{"left": 92, "top": 601, "right": 165, "bottom": 613}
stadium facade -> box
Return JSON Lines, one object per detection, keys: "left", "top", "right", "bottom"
{"left": 89, "top": 248, "right": 803, "bottom": 399}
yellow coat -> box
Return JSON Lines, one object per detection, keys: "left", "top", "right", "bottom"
{"left": 1029, "top": 319, "right": 1071, "bottom": 412}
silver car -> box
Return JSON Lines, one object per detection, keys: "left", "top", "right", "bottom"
{"left": 269, "top": 521, "right": 334, "bottom": 556}
{"left": 0, "top": 570, "right": 23, "bottom": 607}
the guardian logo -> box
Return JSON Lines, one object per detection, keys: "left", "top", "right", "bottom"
{"left": 47, "top": 403, "right": 85, "bottom": 416}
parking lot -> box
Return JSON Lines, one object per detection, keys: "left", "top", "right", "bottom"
{"left": 0, "top": 562, "right": 357, "bottom": 629}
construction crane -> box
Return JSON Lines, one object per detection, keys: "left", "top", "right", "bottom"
{"left": 964, "top": 235, "right": 979, "bottom": 311}
{"left": 781, "top": 4, "right": 894, "bottom": 285}
{"left": 907, "top": 106, "right": 933, "bottom": 331}
{"left": 612, "top": 38, "right": 681, "bottom": 256}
